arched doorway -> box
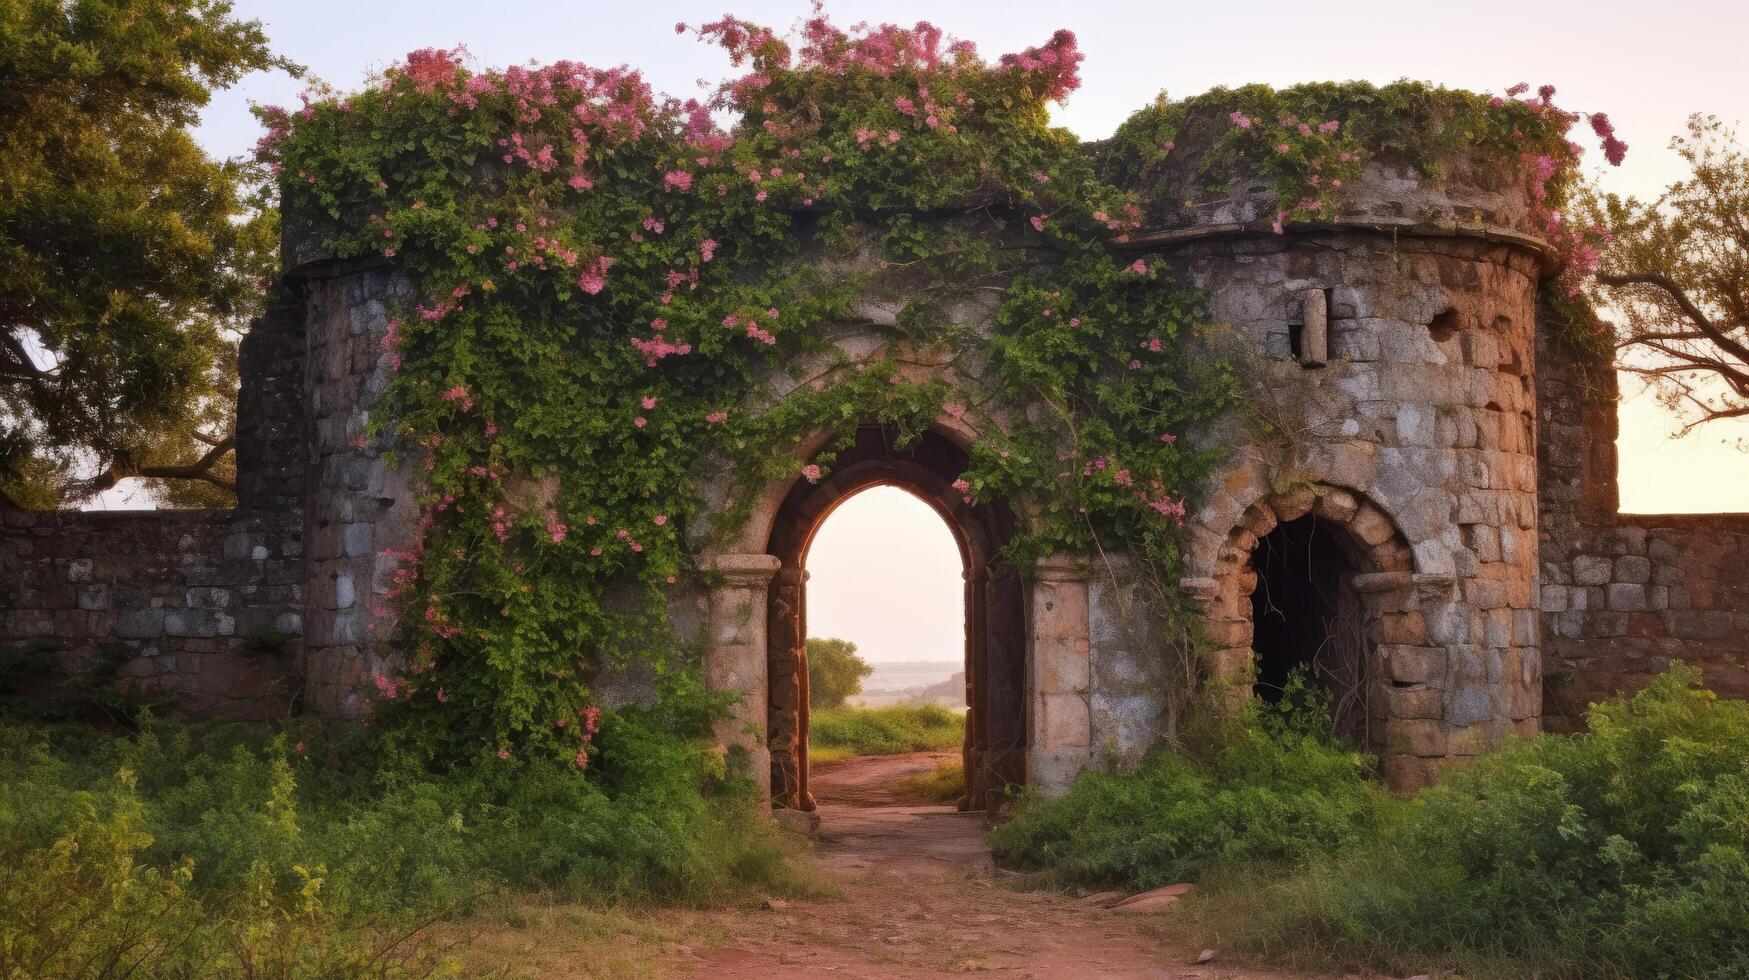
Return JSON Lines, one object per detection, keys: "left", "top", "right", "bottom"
{"left": 1202, "top": 486, "right": 1417, "bottom": 756}
{"left": 1250, "top": 514, "right": 1370, "bottom": 743}
{"left": 764, "top": 426, "right": 1026, "bottom": 811}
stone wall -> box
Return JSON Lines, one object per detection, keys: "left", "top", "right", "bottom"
{"left": 295, "top": 265, "right": 420, "bottom": 717}
{"left": 1160, "top": 220, "right": 1545, "bottom": 789}
{"left": 0, "top": 300, "right": 307, "bottom": 718}
{"left": 0, "top": 507, "right": 296, "bottom": 716}
{"left": 1535, "top": 307, "right": 1749, "bottom": 729}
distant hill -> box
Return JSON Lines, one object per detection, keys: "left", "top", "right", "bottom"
{"left": 853, "top": 660, "right": 966, "bottom": 708}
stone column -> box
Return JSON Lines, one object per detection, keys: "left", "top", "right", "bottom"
{"left": 1028, "top": 554, "right": 1094, "bottom": 794}
{"left": 705, "top": 553, "right": 781, "bottom": 799}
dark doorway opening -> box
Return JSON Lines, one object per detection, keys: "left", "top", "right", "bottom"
{"left": 1250, "top": 515, "right": 1369, "bottom": 743}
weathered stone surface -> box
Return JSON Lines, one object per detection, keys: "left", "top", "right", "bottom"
{"left": 10, "top": 132, "right": 1747, "bottom": 810}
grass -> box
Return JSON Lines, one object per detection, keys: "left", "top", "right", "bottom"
{"left": 891, "top": 761, "right": 964, "bottom": 804}
{"left": 437, "top": 895, "right": 741, "bottom": 979}
{"left": 993, "top": 668, "right": 1749, "bottom": 980}
{"left": 808, "top": 744, "right": 857, "bottom": 766}
{"left": 807, "top": 704, "right": 964, "bottom": 762}
{"left": 0, "top": 709, "right": 815, "bottom": 978}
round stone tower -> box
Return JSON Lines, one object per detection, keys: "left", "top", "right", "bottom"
{"left": 1138, "top": 142, "right": 1549, "bottom": 789}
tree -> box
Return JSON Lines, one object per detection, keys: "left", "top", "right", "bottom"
{"left": 0, "top": 0, "right": 293, "bottom": 506}
{"left": 806, "top": 637, "right": 873, "bottom": 710}
{"left": 1590, "top": 115, "right": 1749, "bottom": 433}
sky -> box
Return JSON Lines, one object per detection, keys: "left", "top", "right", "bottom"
{"left": 175, "top": 0, "right": 1749, "bottom": 661}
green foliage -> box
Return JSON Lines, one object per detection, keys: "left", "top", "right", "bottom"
{"left": 0, "top": 0, "right": 294, "bottom": 505}
{"left": 891, "top": 760, "right": 965, "bottom": 804}
{"left": 1103, "top": 80, "right": 1587, "bottom": 226}
{"left": 0, "top": 736, "right": 443, "bottom": 977}
{"left": 805, "top": 636, "right": 872, "bottom": 710}
{"left": 1141, "top": 668, "right": 1749, "bottom": 980}
{"left": 808, "top": 704, "right": 964, "bottom": 758}
{"left": 0, "top": 710, "right": 807, "bottom": 976}
{"left": 989, "top": 686, "right": 1382, "bottom": 890}
{"left": 262, "top": 17, "right": 1240, "bottom": 766}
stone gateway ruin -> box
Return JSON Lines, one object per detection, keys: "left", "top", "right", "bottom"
{"left": 3, "top": 91, "right": 1746, "bottom": 804}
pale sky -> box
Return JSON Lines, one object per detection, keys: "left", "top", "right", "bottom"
{"left": 168, "top": 1, "right": 1749, "bottom": 658}
{"left": 806, "top": 487, "right": 963, "bottom": 664}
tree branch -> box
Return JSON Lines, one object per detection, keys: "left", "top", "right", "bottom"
{"left": 76, "top": 436, "right": 236, "bottom": 498}
{"left": 0, "top": 330, "right": 53, "bottom": 383}
{"left": 1597, "top": 271, "right": 1749, "bottom": 367}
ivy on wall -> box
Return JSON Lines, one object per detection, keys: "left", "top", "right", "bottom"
{"left": 261, "top": 13, "right": 1612, "bottom": 769}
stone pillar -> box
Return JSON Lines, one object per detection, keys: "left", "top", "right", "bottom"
{"left": 706, "top": 553, "right": 781, "bottom": 799}
{"left": 297, "top": 269, "right": 419, "bottom": 717}
{"left": 1027, "top": 554, "right": 1094, "bottom": 794}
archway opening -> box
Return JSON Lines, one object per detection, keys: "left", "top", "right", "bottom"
{"left": 802, "top": 486, "right": 967, "bottom": 805}
{"left": 764, "top": 426, "right": 1025, "bottom": 813}
{"left": 1250, "top": 515, "right": 1369, "bottom": 743}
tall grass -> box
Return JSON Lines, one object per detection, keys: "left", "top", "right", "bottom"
{"left": 891, "top": 761, "right": 966, "bottom": 804}
{"left": 988, "top": 686, "right": 1382, "bottom": 889}
{"left": 0, "top": 708, "right": 810, "bottom": 978}
{"left": 808, "top": 704, "right": 964, "bottom": 762}
{"left": 991, "top": 668, "right": 1749, "bottom": 980}
{"left": 1186, "top": 668, "right": 1749, "bottom": 980}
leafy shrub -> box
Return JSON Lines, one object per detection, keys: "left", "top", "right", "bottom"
{"left": 1186, "top": 667, "right": 1749, "bottom": 980}
{"left": 0, "top": 707, "right": 808, "bottom": 977}
{"left": 809, "top": 705, "right": 965, "bottom": 759}
{"left": 806, "top": 637, "right": 873, "bottom": 710}
{"left": 989, "top": 691, "right": 1381, "bottom": 889}
{"left": 0, "top": 746, "right": 440, "bottom": 978}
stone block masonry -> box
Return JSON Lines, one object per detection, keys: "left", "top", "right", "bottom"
{"left": 1535, "top": 300, "right": 1749, "bottom": 729}
{"left": 0, "top": 299, "right": 307, "bottom": 719}
{"left": 3, "top": 92, "right": 1747, "bottom": 803}
{"left": 0, "top": 505, "right": 300, "bottom": 717}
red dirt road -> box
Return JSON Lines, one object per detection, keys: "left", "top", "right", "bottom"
{"left": 689, "top": 752, "right": 1356, "bottom": 979}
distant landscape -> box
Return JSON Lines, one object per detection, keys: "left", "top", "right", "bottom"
{"left": 851, "top": 660, "right": 967, "bottom": 708}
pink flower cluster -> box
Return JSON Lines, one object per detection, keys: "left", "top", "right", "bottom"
{"left": 577, "top": 254, "right": 616, "bottom": 295}
{"left": 1589, "top": 112, "right": 1628, "bottom": 167}
{"left": 400, "top": 46, "right": 469, "bottom": 93}
{"left": 630, "top": 334, "right": 692, "bottom": 366}
{"left": 723, "top": 311, "right": 778, "bottom": 345}
{"left": 440, "top": 384, "right": 475, "bottom": 411}
{"left": 372, "top": 671, "right": 413, "bottom": 700}
{"left": 574, "top": 703, "right": 602, "bottom": 768}
{"left": 996, "top": 29, "right": 1083, "bottom": 101}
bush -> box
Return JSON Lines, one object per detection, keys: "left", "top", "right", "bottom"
{"left": 0, "top": 707, "right": 808, "bottom": 977}
{"left": 1186, "top": 667, "right": 1749, "bottom": 979}
{"left": 806, "top": 637, "right": 873, "bottom": 710}
{"left": 0, "top": 748, "right": 440, "bottom": 978}
{"left": 988, "top": 691, "right": 1382, "bottom": 889}
{"left": 808, "top": 704, "right": 965, "bottom": 759}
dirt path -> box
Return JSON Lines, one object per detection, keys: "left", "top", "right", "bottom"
{"left": 688, "top": 752, "right": 1351, "bottom": 979}
{"left": 809, "top": 748, "right": 959, "bottom": 806}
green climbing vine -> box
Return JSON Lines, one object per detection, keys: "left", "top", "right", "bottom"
{"left": 261, "top": 14, "right": 1615, "bottom": 770}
